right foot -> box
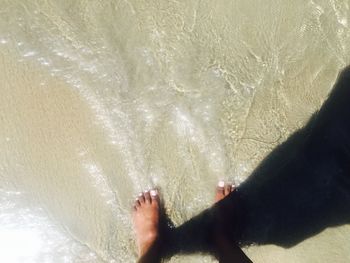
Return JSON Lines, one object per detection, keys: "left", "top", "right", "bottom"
{"left": 213, "top": 182, "right": 252, "bottom": 262}
{"left": 213, "top": 181, "right": 236, "bottom": 246}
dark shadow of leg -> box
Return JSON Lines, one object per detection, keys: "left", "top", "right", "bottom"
{"left": 162, "top": 66, "right": 350, "bottom": 259}
{"left": 239, "top": 65, "right": 350, "bottom": 246}
{"left": 216, "top": 240, "right": 252, "bottom": 263}
{"left": 138, "top": 239, "right": 162, "bottom": 263}
{"left": 163, "top": 190, "right": 248, "bottom": 257}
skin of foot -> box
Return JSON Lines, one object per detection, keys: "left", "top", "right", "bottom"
{"left": 131, "top": 183, "right": 251, "bottom": 263}
{"left": 132, "top": 189, "right": 160, "bottom": 257}
{"left": 215, "top": 180, "right": 235, "bottom": 202}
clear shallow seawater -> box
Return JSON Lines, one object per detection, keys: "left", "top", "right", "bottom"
{"left": 0, "top": 0, "right": 349, "bottom": 262}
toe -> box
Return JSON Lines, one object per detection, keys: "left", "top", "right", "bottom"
{"left": 217, "top": 180, "right": 225, "bottom": 195}
{"left": 135, "top": 198, "right": 141, "bottom": 207}
{"left": 138, "top": 193, "right": 145, "bottom": 204}
{"left": 144, "top": 191, "right": 152, "bottom": 204}
{"left": 224, "top": 184, "right": 232, "bottom": 195}
{"left": 133, "top": 198, "right": 140, "bottom": 211}
{"left": 231, "top": 184, "right": 236, "bottom": 192}
{"left": 150, "top": 189, "right": 159, "bottom": 205}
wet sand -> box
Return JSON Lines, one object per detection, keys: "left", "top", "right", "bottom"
{"left": 0, "top": 0, "right": 350, "bottom": 262}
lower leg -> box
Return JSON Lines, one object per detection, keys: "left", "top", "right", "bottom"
{"left": 214, "top": 182, "right": 252, "bottom": 263}
{"left": 132, "top": 183, "right": 251, "bottom": 262}
{"left": 137, "top": 241, "right": 162, "bottom": 263}
{"left": 162, "top": 183, "right": 247, "bottom": 258}
{"left": 216, "top": 241, "right": 252, "bottom": 263}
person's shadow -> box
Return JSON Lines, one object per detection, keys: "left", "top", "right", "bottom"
{"left": 237, "top": 65, "right": 350, "bottom": 247}
{"left": 160, "top": 66, "right": 350, "bottom": 259}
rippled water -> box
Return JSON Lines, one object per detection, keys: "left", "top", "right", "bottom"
{"left": 0, "top": 0, "right": 350, "bottom": 262}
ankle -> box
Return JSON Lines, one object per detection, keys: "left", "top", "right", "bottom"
{"left": 138, "top": 237, "right": 162, "bottom": 263}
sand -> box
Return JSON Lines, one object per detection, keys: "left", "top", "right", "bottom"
{"left": 0, "top": 0, "right": 349, "bottom": 262}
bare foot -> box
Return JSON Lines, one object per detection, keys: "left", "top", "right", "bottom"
{"left": 133, "top": 189, "right": 160, "bottom": 257}
{"left": 213, "top": 182, "right": 252, "bottom": 262}
{"left": 213, "top": 180, "right": 235, "bottom": 244}
{"left": 215, "top": 180, "right": 235, "bottom": 203}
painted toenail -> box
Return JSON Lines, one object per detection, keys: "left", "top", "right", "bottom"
{"left": 150, "top": 189, "right": 158, "bottom": 196}
{"left": 218, "top": 181, "right": 225, "bottom": 187}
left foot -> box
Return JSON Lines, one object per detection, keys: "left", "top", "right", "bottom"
{"left": 132, "top": 189, "right": 160, "bottom": 257}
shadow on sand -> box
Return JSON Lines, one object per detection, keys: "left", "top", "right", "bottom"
{"left": 236, "top": 65, "right": 350, "bottom": 247}
{"left": 159, "top": 66, "right": 350, "bottom": 259}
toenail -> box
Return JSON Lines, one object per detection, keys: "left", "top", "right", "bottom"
{"left": 150, "top": 189, "right": 158, "bottom": 196}
{"left": 218, "top": 181, "right": 225, "bottom": 187}
{"left": 138, "top": 193, "right": 143, "bottom": 197}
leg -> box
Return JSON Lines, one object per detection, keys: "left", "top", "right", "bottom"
{"left": 162, "top": 183, "right": 247, "bottom": 258}
{"left": 214, "top": 182, "right": 252, "bottom": 263}
{"left": 132, "top": 183, "right": 251, "bottom": 262}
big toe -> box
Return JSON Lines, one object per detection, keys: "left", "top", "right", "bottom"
{"left": 215, "top": 181, "right": 235, "bottom": 202}
{"left": 225, "top": 183, "right": 235, "bottom": 195}
{"left": 150, "top": 189, "right": 160, "bottom": 206}
{"left": 215, "top": 181, "right": 225, "bottom": 202}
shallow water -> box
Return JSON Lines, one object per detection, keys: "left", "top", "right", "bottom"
{"left": 0, "top": 0, "right": 349, "bottom": 262}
